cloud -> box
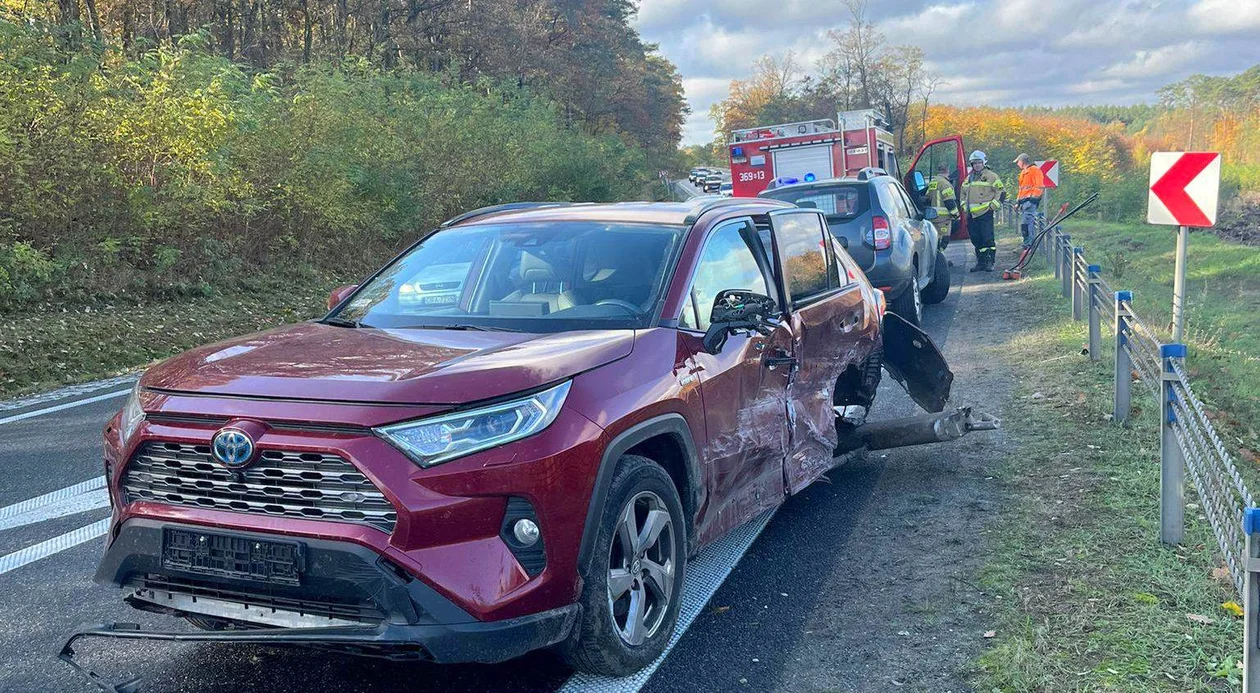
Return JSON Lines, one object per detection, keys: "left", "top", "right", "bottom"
{"left": 635, "top": 0, "right": 1260, "bottom": 145}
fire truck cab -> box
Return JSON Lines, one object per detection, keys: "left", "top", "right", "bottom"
{"left": 728, "top": 112, "right": 971, "bottom": 241}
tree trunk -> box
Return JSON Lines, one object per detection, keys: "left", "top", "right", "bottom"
{"left": 83, "top": 0, "right": 102, "bottom": 41}
{"left": 301, "top": 0, "right": 313, "bottom": 63}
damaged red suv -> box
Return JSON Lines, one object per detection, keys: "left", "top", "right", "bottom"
{"left": 77, "top": 198, "right": 950, "bottom": 679}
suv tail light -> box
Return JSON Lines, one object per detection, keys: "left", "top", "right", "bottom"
{"left": 865, "top": 216, "right": 892, "bottom": 250}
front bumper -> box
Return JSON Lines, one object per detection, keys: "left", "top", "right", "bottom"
{"left": 67, "top": 518, "right": 580, "bottom": 690}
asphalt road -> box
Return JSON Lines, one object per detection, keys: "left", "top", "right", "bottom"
{"left": 0, "top": 246, "right": 981, "bottom": 693}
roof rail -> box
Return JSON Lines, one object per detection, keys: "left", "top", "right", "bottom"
{"left": 683, "top": 196, "right": 789, "bottom": 224}
{"left": 439, "top": 202, "right": 571, "bottom": 228}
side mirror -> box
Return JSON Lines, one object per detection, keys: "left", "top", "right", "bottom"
{"left": 327, "top": 284, "right": 358, "bottom": 311}
{"left": 911, "top": 171, "right": 928, "bottom": 195}
{"left": 923, "top": 206, "right": 939, "bottom": 221}
{"left": 702, "top": 289, "right": 777, "bottom": 354}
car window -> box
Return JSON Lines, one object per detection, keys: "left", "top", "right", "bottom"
{"left": 884, "top": 182, "right": 912, "bottom": 219}
{"left": 894, "top": 185, "right": 921, "bottom": 219}
{"left": 760, "top": 184, "right": 870, "bottom": 220}
{"left": 679, "top": 220, "right": 770, "bottom": 332}
{"left": 773, "top": 212, "right": 832, "bottom": 303}
{"left": 333, "top": 221, "right": 683, "bottom": 332}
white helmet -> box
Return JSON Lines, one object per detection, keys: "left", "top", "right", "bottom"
{"left": 969, "top": 150, "right": 988, "bottom": 164}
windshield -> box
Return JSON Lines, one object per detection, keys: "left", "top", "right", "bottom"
{"left": 331, "top": 221, "right": 685, "bottom": 332}
{"left": 761, "top": 184, "right": 871, "bottom": 220}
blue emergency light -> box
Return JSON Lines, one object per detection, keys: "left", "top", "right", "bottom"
{"left": 803, "top": 172, "right": 816, "bottom": 182}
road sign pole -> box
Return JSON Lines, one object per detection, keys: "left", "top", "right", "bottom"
{"left": 1172, "top": 224, "right": 1188, "bottom": 343}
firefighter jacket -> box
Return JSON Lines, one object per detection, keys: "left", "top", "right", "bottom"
{"left": 961, "top": 168, "right": 1005, "bottom": 216}
{"left": 928, "top": 174, "right": 959, "bottom": 218}
{"left": 1017, "top": 165, "right": 1046, "bottom": 202}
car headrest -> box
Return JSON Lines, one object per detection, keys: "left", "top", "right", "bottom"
{"left": 520, "top": 251, "right": 559, "bottom": 284}
{"left": 797, "top": 201, "right": 818, "bottom": 209}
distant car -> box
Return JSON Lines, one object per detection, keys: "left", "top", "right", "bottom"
{"left": 718, "top": 182, "right": 733, "bottom": 197}
{"left": 689, "top": 168, "right": 710, "bottom": 184}
{"left": 759, "top": 167, "right": 949, "bottom": 325}
{"left": 397, "top": 262, "right": 470, "bottom": 307}
{"left": 702, "top": 173, "right": 723, "bottom": 193}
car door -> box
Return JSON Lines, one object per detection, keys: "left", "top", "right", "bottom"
{"left": 767, "top": 209, "right": 868, "bottom": 494}
{"left": 893, "top": 183, "right": 937, "bottom": 287}
{"left": 677, "top": 218, "right": 794, "bottom": 541}
{"left": 905, "top": 134, "right": 968, "bottom": 240}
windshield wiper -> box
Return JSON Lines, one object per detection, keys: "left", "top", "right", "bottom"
{"left": 426, "top": 324, "right": 523, "bottom": 333}
{"left": 322, "top": 317, "right": 363, "bottom": 328}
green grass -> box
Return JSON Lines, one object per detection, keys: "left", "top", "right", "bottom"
{"left": 1058, "top": 221, "right": 1259, "bottom": 445}
{"left": 972, "top": 249, "right": 1243, "bottom": 691}
{"left": 0, "top": 270, "right": 344, "bottom": 398}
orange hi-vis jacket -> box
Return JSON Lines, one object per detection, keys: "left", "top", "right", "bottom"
{"left": 1018, "top": 165, "right": 1046, "bottom": 202}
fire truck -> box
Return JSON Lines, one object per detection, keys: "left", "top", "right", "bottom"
{"left": 728, "top": 110, "right": 972, "bottom": 240}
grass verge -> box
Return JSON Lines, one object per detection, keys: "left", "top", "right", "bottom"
{"left": 1059, "top": 220, "right": 1259, "bottom": 461}
{"left": 0, "top": 270, "right": 342, "bottom": 398}
{"left": 972, "top": 247, "right": 1243, "bottom": 691}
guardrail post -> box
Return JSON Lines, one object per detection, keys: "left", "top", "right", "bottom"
{"left": 1245, "top": 507, "right": 1260, "bottom": 692}
{"left": 1048, "top": 229, "right": 1058, "bottom": 280}
{"left": 1060, "top": 235, "right": 1073, "bottom": 298}
{"left": 1160, "top": 343, "right": 1187, "bottom": 545}
{"left": 1087, "top": 265, "right": 1102, "bottom": 361}
{"left": 1071, "top": 247, "right": 1085, "bottom": 320}
{"left": 1044, "top": 212, "right": 1055, "bottom": 267}
{"left": 1114, "top": 291, "right": 1133, "bottom": 424}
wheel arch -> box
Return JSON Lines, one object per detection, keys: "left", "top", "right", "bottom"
{"left": 578, "top": 414, "right": 701, "bottom": 567}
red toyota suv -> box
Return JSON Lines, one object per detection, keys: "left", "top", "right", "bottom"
{"left": 76, "top": 198, "right": 947, "bottom": 679}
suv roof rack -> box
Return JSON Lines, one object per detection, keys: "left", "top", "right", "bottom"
{"left": 856, "top": 167, "right": 888, "bottom": 181}
{"left": 439, "top": 202, "right": 572, "bottom": 228}
{"left": 683, "top": 196, "right": 789, "bottom": 224}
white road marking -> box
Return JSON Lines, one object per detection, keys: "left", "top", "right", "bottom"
{"left": 0, "top": 388, "right": 130, "bottom": 426}
{"left": 0, "top": 374, "right": 137, "bottom": 413}
{"left": 559, "top": 508, "right": 777, "bottom": 693}
{"left": 0, "top": 489, "right": 109, "bottom": 532}
{"left": 0, "top": 518, "right": 110, "bottom": 576}
{"left": 0, "top": 478, "right": 105, "bottom": 521}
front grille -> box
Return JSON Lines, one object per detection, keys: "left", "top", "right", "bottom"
{"left": 123, "top": 442, "right": 397, "bottom": 533}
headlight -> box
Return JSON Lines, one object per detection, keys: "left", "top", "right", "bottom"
{"left": 375, "top": 381, "right": 571, "bottom": 468}
{"left": 120, "top": 382, "right": 145, "bottom": 445}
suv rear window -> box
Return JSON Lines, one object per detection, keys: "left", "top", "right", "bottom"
{"left": 760, "top": 184, "right": 871, "bottom": 220}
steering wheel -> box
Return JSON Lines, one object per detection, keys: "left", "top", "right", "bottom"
{"left": 594, "top": 299, "right": 642, "bottom": 315}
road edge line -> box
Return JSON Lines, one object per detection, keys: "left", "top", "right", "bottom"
{"left": 0, "top": 478, "right": 106, "bottom": 521}
{"left": 0, "top": 518, "right": 110, "bottom": 576}
{"left": 0, "top": 388, "right": 130, "bottom": 427}
{"left": 558, "top": 508, "right": 777, "bottom": 693}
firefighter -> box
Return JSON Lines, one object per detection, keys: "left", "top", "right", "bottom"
{"left": 927, "top": 162, "right": 959, "bottom": 246}
{"left": 961, "top": 150, "right": 1005, "bottom": 271}
{"left": 1014, "top": 153, "right": 1046, "bottom": 248}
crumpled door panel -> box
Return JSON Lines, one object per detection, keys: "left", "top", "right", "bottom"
{"left": 881, "top": 312, "right": 954, "bottom": 412}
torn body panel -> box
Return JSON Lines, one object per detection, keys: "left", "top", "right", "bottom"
{"left": 784, "top": 285, "right": 874, "bottom": 494}
{"left": 881, "top": 312, "right": 953, "bottom": 413}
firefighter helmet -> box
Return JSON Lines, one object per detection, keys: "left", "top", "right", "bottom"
{"left": 969, "top": 150, "right": 988, "bottom": 164}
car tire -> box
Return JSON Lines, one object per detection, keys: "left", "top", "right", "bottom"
{"left": 560, "top": 454, "right": 687, "bottom": 676}
{"left": 921, "top": 251, "right": 951, "bottom": 305}
{"left": 889, "top": 276, "right": 923, "bottom": 326}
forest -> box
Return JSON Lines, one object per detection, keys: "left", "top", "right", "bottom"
{"left": 0, "top": 0, "right": 688, "bottom": 309}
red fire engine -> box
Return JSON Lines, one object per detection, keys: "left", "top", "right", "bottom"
{"left": 728, "top": 110, "right": 901, "bottom": 197}
{"left": 728, "top": 110, "right": 972, "bottom": 240}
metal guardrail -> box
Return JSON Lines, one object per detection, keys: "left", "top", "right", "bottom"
{"left": 1009, "top": 204, "right": 1260, "bottom": 687}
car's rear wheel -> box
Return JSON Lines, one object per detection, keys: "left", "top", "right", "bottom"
{"left": 921, "top": 251, "right": 951, "bottom": 305}
{"left": 560, "top": 455, "right": 686, "bottom": 676}
{"left": 889, "top": 276, "right": 923, "bottom": 325}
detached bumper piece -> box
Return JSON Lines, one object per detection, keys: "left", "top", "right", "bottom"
{"left": 64, "top": 519, "right": 579, "bottom": 692}
{"left": 835, "top": 407, "right": 1001, "bottom": 456}
{"left": 60, "top": 609, "right": 578, "bottom": 693}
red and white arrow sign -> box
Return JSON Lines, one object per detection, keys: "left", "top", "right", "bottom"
{"left": 1148, "top": 152, "right": 1221, "bottom": 227}
{"left": 1035, "top": 160, "right": 1059, "bottom": 188}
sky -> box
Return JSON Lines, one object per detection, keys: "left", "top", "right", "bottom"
{"left": 634, "top": 0, "right": 1260, "bottom": 145}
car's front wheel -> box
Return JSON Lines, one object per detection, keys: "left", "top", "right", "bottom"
{"left": 560, "top": 455, "right": 686, "bottom": 676}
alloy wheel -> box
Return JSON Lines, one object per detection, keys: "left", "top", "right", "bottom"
{"left": 607, "top": 490, "right": 676, "bottom": 646}
{"left": 912, "top": 277, "right": 923, "bottom": 322}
